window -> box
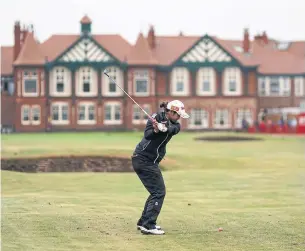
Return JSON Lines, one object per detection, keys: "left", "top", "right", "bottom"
{"left": 21, "top": 105, "right": 30, "bottom": 125}
{"left": 50, "top": 67, "right": 71, "bottom": 96}
{"left": 270, "top": 77, "right": 280, "bottom": 95}
{"left": 132, "top": 104, "right": 151, "bottom": 124}
{"left": 214, "top": 109, "right": 230, "bottom": 128}
{"left": 197, "top": 68, "right": 216, "bottom": 95}
{"left": 77, "top": 103, "right": 96, "bottom": 124}
{"left": 281, "top": 77, "right": 290, "bottom": 96}
{"left": 235, "top": 109, "right": 253, "bottom": 128}
{"left": 31, "top": 106, "right": 41, "bottom": 125}
{"left": 223, "top": 67, "right": 241, "bottom": 95}
{"left": 102, "top": 67, "right": 123, "bottom": 96}
{"left": 51, "top": 102, "right": 69, "bottom": 125}
{"left": 104, "top": 102, "right": 122, "bottom": 124}
{"left": 134, "top": 70, "right": 149, "bottom": 96}
{"left": 21, "top": 105, "right": 41, "bottom": 125}
{"left": 77, "top": 67, "right": 97, "bottom": 96}
{"left": 295, "top": 77, "right": 305, "bottom": 97}
{"left": 258, "top": 77, "right": 266, "bottom": 96}
{"left": 188, "top": 108, "right": 209, "bottom": 129}
{"left": 171, "top": 67, "right": 189, "bottom": 95}
{"left": 23, "top": 70, "right": 38, "bottom": 96}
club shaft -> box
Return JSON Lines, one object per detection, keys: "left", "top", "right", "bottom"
{"left": 104, "top": 72, "right": 153, "bottom": 120}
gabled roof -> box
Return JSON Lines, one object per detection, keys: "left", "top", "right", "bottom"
{"left": 250, "top": 41, "right": 305, "bottom": 74}
{"left": 287, "top": 41, "right": 305, "bottom": 58}
{"left": 151, "top": 36, "right": 200, "bottom": 65}
{"left": 14, "top": 32, "right": 45, "bottom": 65}
{"left": 1, "top": 46, "right": 13, "bottom": 75}
{"left": 39, "top": 34, "right": 131, "bottom": 63}
{"left": 127, "top": 33, "right": 158, "bottom": 65}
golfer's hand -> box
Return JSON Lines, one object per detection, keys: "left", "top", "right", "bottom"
{"left": 152, "top": 119, "right": 159, "bottom": 133}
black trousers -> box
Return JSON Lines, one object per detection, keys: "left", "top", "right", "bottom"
{"left": 132, "top": 155, "right": 166, "bottom": 229}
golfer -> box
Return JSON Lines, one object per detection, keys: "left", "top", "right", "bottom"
{"left": 131, "top": 100, "right": 190, "bottom": 235}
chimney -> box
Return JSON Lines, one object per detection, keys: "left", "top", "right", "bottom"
{"left": 243, "top": 28, "right": 250, "bottom": 53}
{"left": 262, "top": 31, "right": 268, "bottom": 44}
{"left": 147, "top": 25, "right": 156, "bottom": 49}
{"left": 14, "top": 21, "right": 21, "bottom": 60}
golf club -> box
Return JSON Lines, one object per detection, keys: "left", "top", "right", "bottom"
{"left": 103, "top": 68, "right": 154, "bottom": 121}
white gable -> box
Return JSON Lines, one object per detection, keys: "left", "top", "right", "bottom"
{"left": 182, "top": 38, "right": 232, "bottom": 63}
{"left": 58, "top": 38, "right": 115, "bottom": 63}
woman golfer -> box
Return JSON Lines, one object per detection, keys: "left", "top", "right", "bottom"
{"left": 131, "top": 100, "right": 190, "bottom": 235}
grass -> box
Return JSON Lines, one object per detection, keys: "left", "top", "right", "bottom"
{"left": 1, "top": 132, "right": 305, "bottom": 251}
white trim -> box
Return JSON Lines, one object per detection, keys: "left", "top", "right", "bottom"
{"left": 49, "top": 67, "right": 72, "bottom": 97}
{"left": 133, "top": 69, "right": 150, "bottom": 96}
{"left": 77, "top": 102, "right": 97, "bottom": 125}
{"left": 102, "top": 67, "right": 124, "bottom": 97}
{"left": 235, "top": 108, "right": 253, "bottom": 128}
{"left": 31, "top": 105, "right": 41, "bottom": 125}
{"left": 21, "top": 104, "right": 41, "bottom": 125}
{"left": 104, "top": 101, "right": 122, "bottom": 125}
{"left": 213, "top": 109, "right": 231, "bottom": 129}
{"left": 223, "top": 67, "right": 242, "bottom": 96}
{"left": 295, "top": 77, "right": 305, "bottom": 97}
{"left": 76, "top": 67, "right": 98, "bottom": 97}
{"left": 258, "top": 76, "right": 292, "bottom": 97}
{"left": 188, "top": 108, "right": 209, "bottom": 129}
{"left": 51, "top": 102, "right": 70, "bottom": 125}
{"left": 21, "top": 105, "right": 31, "bottom": 125}
{"left": 22, "top": 70, "right": 39, "bottom": 97}
{"left": 196, "top": 67, "right": 216, "bottom": 96}
{"left": 132, "top": 104, "right": 151, "bottom": 124}
{"left": 171, "top": 67, "right": 189, "bottom": 96}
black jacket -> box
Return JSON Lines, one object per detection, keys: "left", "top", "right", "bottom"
{"left": 133, "top": 111, "right": 180, "bottom": 164}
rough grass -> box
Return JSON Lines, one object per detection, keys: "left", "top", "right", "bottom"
{"left": 1, "top": 132, "right": 305, "bottom": 250}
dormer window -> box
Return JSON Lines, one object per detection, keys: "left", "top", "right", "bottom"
{"left": 171, "top": 67, "right": 189, "bottom": 96}
{"left": 23, "top": 70, "right": 38, "bottom": 97}
{"left": 50, "top": 67, "right": 71, "bottom": 97}
{"left": 76, "top": 67, "right": 97, "bottom": 97}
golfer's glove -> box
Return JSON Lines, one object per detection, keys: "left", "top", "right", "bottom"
{"left": 157, "top": 123, "right": 168, "bottom": 132}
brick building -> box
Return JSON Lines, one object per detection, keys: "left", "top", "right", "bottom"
{"left": 1, "top": 16, "right": 305, "bottom": 132}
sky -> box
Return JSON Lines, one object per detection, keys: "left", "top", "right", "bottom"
{"left": 0, "top": 0, "right": 304, "bottom": 46}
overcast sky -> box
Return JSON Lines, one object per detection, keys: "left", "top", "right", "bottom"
{"left": 0, "top": 0, "right": 304, "bottom": 46}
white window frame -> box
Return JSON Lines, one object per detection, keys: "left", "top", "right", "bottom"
{"left": 102, "top": 67, "right": 124, "bottom": 96}
{"left": 31, "top": 105, "right": 41, "bottom": 125}
{"left": 76, "top": 67, "right": 98, "bottom": 97}
{"left": 213, "top": 109, "right": 230, "bottom": 129}
{"left": 235, "top": 108, "right": 253, "bottom": 128}
{"left": 171, "top": 67, "right": 189, "bottom": 96}
{"left": 77, "top": 102, "right": 96, "bottom": 125}
{"left": 21, "top": 105, "right": 41, "bottom": 125}
{"left": 223, "top": 67, "right": 242, "bottom": 96}
{"left": 104, "top": 102, "right": 122, "bottom": 125}
{"left": 23, "top": 70, "right": 39, "bottom": 97}
{"left": 197, "top": 68, "right": 216, "bottom": 96}
{"left": 50, "top": 66, "right": 71, "bottom": 97}
{"left": 258, "top": 76, "right": 292, "bottom": 97}
{"left": 134, "top": 69, "right": 149, "bottom": 96}
{"left": 21, "top": 105, "right": 31, "bottom": 125}
{"left": 51, "top": 102, "right": 69, "bottom": 125}
{"left": 295, "top": 77, "right": 305, "bottom": 97}
{"left": 132, "top": 104, "right": 151, "bottom": 124}
{"left": 188, "top": 108, "right": 209, "bottom": 129}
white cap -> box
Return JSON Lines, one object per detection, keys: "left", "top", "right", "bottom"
{"left": 166, "top": 100, "right": 190, "bottom": 119}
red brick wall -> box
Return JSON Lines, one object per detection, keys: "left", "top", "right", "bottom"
{"left": 248, "top": 71, "right": 257, "bottom": 96}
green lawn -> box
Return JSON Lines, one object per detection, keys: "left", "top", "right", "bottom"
{"left": 1, "top": 132, "right": 305, "bottom": 251}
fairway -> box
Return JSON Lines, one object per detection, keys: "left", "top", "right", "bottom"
{"left": 1, "top": 132, "right": 305, "bottom": 251}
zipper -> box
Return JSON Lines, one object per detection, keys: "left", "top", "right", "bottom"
{"left": 142, "top": 140, "right": 151, "bottom": 151}
{"left": 154, "top": 134, "right": 169, "bottom": 163}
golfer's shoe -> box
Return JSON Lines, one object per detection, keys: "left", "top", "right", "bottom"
{"left": 137, "top": 225, "right": 161, "bottom": 231}
{"left": 140, "top": 226, "right": 165, "bottom": 235}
